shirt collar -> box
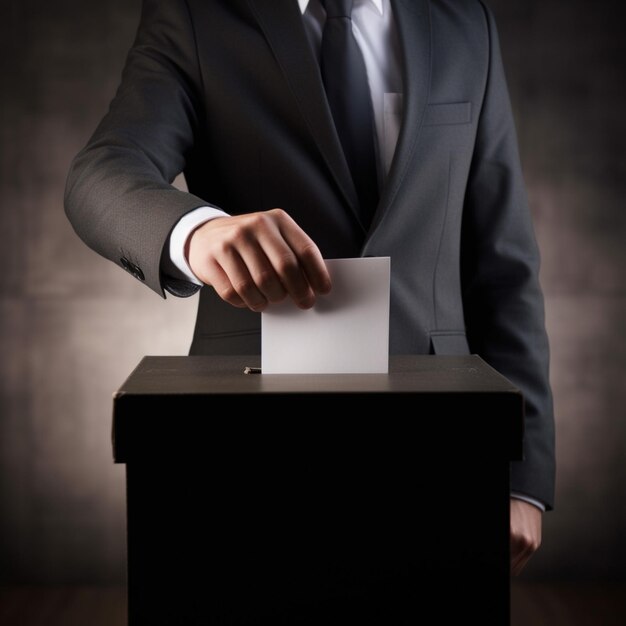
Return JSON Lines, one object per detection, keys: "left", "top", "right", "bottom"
{"left": 298, "top": 0, "right": 384, "bottom": 16}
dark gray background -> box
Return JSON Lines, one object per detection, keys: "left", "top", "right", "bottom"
{"left": 1, "top": 0, "right": 624, "bottom": 584}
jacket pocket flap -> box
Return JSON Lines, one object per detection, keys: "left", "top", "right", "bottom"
{"left": 424, "top": 102, "right": 472, "bottom": 126}
{"left": 430, "top": 332, "right": 470, "bottom": 355}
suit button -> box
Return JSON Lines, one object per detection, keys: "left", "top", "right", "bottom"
{"left": 120, "top": 257, "right": 145, "bottom": 281}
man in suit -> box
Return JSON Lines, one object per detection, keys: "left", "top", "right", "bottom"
{"left": 65, "top": 0, "right": 555, "bottom": 576}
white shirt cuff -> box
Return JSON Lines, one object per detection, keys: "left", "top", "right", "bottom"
{"left": 510, "top": 492, "right": 546, "bottom": 512}
{"left": 167, "top": 206, "right": 230, "bottom": 285}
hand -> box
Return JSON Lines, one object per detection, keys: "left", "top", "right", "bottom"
{"left": 187, "top": 209, "right": 331, "bottom": 312}
{"left": 510, "top": 498, "right": 542, "bottom": 576}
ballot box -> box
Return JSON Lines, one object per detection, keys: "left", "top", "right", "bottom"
{"left": 113, "top": 355, "right": 523, "bottom": 625}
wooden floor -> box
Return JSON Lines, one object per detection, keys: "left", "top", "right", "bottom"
{"left": 511, "top": 583, "right": 626, "bottom": 626}
{"left": 0, "top": 586, "right": 126, "bottom": 626}
{"left": 1, "top": 583, "right": 625, "bottom": 625}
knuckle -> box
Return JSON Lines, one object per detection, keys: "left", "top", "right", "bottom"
{"left": 229, "top": 222, "right": 250, "bottom": 243}
{"left": 268, "top": 207, "right": 287, "bottom": 220}
{"left": 221, "top": 220, "right": 262, "bottom": 249}
{"left": 232, "top": 280, "right": 265, "bottom": 311}
{"left": 518, "top": 532, "right": 538, "bottom": 552}
{"left": 511, "top": 530, "right": 525, "bottom": 548}
{"left": 275, "top": 252, "right": 299, "bottom": 277}
{"left": 233, "top": 277, "right": 254, "bottom": 296}
{"left": 216, "top": 287, "right": 242, "bottom": 307}
{"left": 214, "top": 237, "right": 235, "bottom": 257}
{"left": 218, "top": 285, "right": 239, "bottom": 304}
{"left": 298, "top": 242, "right": 320, "bottom": 263}
{"left": 247, "top": 212, "right": 267, "bottom": 229}
{"left": 254, "top": 267, "right": 276, "bottom": 292}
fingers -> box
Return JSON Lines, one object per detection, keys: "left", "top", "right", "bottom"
{"left": 219, "top": 222, "right": 287, "bottom": 311}
{"left": 510, "top": 534, "right": 535, "bottom": 576}
{"left": 509, "top": 499, "right": 542, "bottom": 576}
{"left": 204, "top": 261, "right": 247, "bottom": 309}
{"left": 187, "top": 209, "right": 331, "bottom": 312}
{"left": 273, "top": 209, "right": 332, "bottom": 296}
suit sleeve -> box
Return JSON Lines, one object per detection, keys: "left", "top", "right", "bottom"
{"left": 462, "top": 3, "right": 556, "bottom": 509}
{"left": 64, "top": 0, "right": 212, "bottom": 297}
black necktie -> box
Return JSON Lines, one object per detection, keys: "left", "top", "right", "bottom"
{"left": 320, "top": 0, "right": 379, "bottom": 227}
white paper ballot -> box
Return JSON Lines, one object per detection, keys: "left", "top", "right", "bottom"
{"left": 262, "top": 257, "right": 390, "bottom": 374}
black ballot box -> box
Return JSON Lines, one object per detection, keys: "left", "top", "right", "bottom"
{"left": 112, "top": 355, "right": 523, "bottom": 626}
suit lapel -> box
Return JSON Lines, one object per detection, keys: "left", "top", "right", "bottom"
{"left": 368, "top": 0, "right": 431, "bottom": 234}
{"left": 248, "top": 0, "right": 363, "bottom": 231}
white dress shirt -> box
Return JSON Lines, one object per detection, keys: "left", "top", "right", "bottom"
{"left": 161, "top": 0, "right": 545, "bottom": 513}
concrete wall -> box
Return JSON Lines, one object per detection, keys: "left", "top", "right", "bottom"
{"left": 0, "top": 0, "right": 624, "bottom": 583}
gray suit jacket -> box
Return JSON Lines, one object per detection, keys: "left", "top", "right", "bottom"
{"left": 65, "top": 0, "right": 556, "bottom": 508}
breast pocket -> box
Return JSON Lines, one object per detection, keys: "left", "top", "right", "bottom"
{"left": 424, "top": 102, "right": 472, "bottom": 126}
